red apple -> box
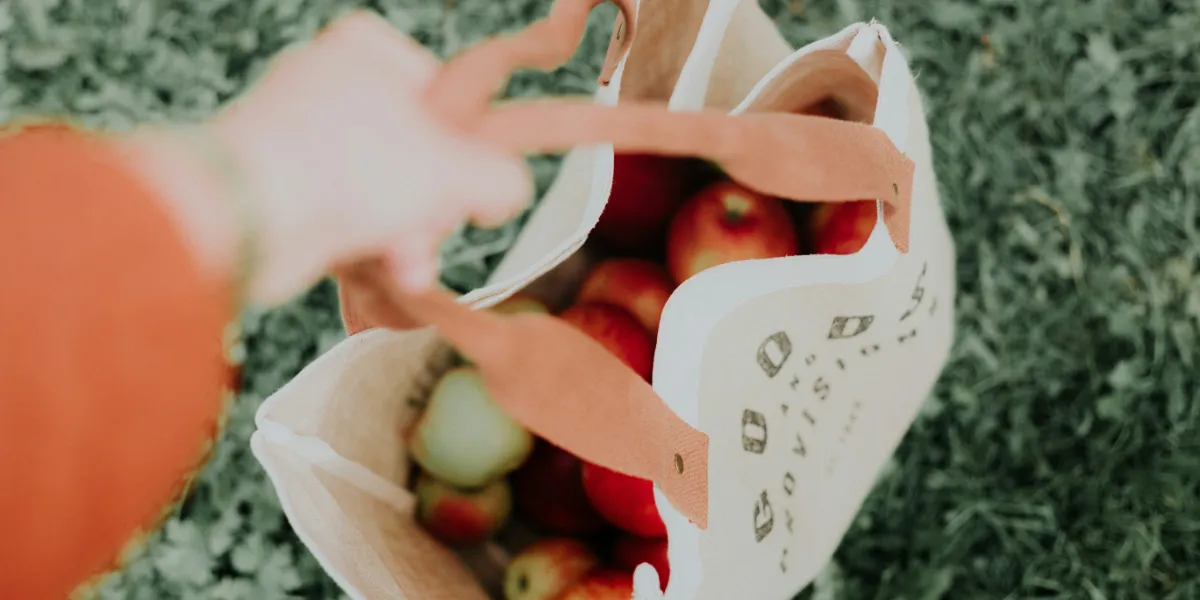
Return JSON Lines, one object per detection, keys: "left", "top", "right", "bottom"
{"left": 593, "top": 154, "right": 697, "bottom": 253}
{"left": 503, "top": 538, "right": 599, "bottom": 600}
{"left": 511, "top": 439, "right": 607, "bottom": 535}
{"left": 415, "top": 473, "right": 512, "bottom": 545}
{"left": 612, "top": 535, "right": 670, "bottom": 590}
{"left": 557, "top": 570, "right": 635, "bottom": 600}
{"left": 558, "top": 302, "right": 655, "bottom": 381}
{"left": 809, "top": 200, "right": 877, "bottom": 255}
{"left": 581, "top": 463, "right": 666, "bottom": 538}
{"left": 665, "top": 180, "right": 799, "bottom": 284}
{"left": 576, "top": 258, "right": 675, "bottom": 335}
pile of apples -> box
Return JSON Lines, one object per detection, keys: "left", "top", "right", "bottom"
{"left": 406, "top": 155, "right": 876, "bottom": 599}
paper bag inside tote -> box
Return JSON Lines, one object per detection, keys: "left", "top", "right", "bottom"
{"left": 255, "top": 0, "right": 956, "bottom": 597}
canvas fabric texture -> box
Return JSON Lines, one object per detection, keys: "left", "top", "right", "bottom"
{"left": 252, "top": 0, "right": 955, "bottom": 597}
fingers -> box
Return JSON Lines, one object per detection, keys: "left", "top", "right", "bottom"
{"left": 381, "top": 151, "right": 526, "bottom": 291}
{"left": 384, "top": 142, "right": 528, "bottom": 290}
{"left": 319, "top": 10, "right": 440, "bottom": 87}
{"left": 387, "top": 234, "right": 442, "bottom": 292}
{"left": 440, "top": 138, "right": 534, "bottom": 229}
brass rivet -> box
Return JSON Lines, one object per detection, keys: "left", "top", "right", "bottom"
{"left": 674, "top": 453, "right": 685, "bottom": 474}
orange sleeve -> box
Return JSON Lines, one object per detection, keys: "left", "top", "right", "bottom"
{"left": 0, "top": 127, "right": 233, "bottom": 600}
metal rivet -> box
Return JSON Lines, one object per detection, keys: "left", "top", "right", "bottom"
{"left": 674, "top": 453, "right": 685, "bottom": 474}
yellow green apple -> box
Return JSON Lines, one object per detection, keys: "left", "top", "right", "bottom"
{"left": 409, "top": 367, "right": 534, "bottom": 489}
{"left": 491, "top": 292, "right": 550, "bottom": 316}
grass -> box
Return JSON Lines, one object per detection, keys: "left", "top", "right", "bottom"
{"left": 4, "top": 0, "right": 1198, "bottom": 598}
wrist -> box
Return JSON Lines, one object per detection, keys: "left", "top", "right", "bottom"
{"left": 206, "top": 102, "right": 343, "bottom": 305}
{"left": 116, "top": 129, "right": 243, "bottom": 289}
{"left": 118, "top": 113, "right": 330, "bottom": 308}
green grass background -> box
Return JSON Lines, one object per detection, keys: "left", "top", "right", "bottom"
{"left": 5, "top": 0, "right": 1199, "bottom": 598}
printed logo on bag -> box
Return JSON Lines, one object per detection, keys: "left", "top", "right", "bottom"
{"left": 694, "top": 237, "right": 955, "bottom": 597}
{"left": 745, "top": 262, "right": 936, "bottom": 572}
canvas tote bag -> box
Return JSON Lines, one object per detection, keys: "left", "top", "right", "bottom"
{"left": 251, "top": 0, "right": 956, "bottom": 597}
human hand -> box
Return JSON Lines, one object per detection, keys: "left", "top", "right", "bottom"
{"left": 132, "top": 11, "right": 532, "bottom": 306}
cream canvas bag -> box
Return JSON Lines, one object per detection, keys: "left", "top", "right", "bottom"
{"left": 251, "top": 0, "right": 955, "bottom": 597}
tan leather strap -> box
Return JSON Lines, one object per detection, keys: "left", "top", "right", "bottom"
{"left": 421, "top": 0, "right": 912, "bottom": 250}
{"left": 334, "top": 0, "right": 918, "bottom": 531}
{"left": 466, "top": 96, "right": 911, "bottom": 250}
{"left": 338, "top": 261, "right": 710, "bottom": 529}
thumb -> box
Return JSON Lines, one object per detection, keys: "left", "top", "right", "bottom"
{"left": 384, "top": 234, "right": 441, "bottom": 292}
{"left": 440, "top": 137, "right": 534, "bottom": 228}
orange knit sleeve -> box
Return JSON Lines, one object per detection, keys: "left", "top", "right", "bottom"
{"left": 0, "top": 127, "right": 234, "bottom": 600}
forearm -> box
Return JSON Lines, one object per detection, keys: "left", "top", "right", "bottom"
{"left": 116, "top": 111, "right": 346, "bottom": 307}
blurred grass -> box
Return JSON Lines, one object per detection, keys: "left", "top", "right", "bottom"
{"left": 3, "top": 0, "right": 1198, "bottom": 598}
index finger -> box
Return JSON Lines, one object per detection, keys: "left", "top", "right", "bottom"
{"left": 318, "top": 11, "right": 441, "bottom": 91}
